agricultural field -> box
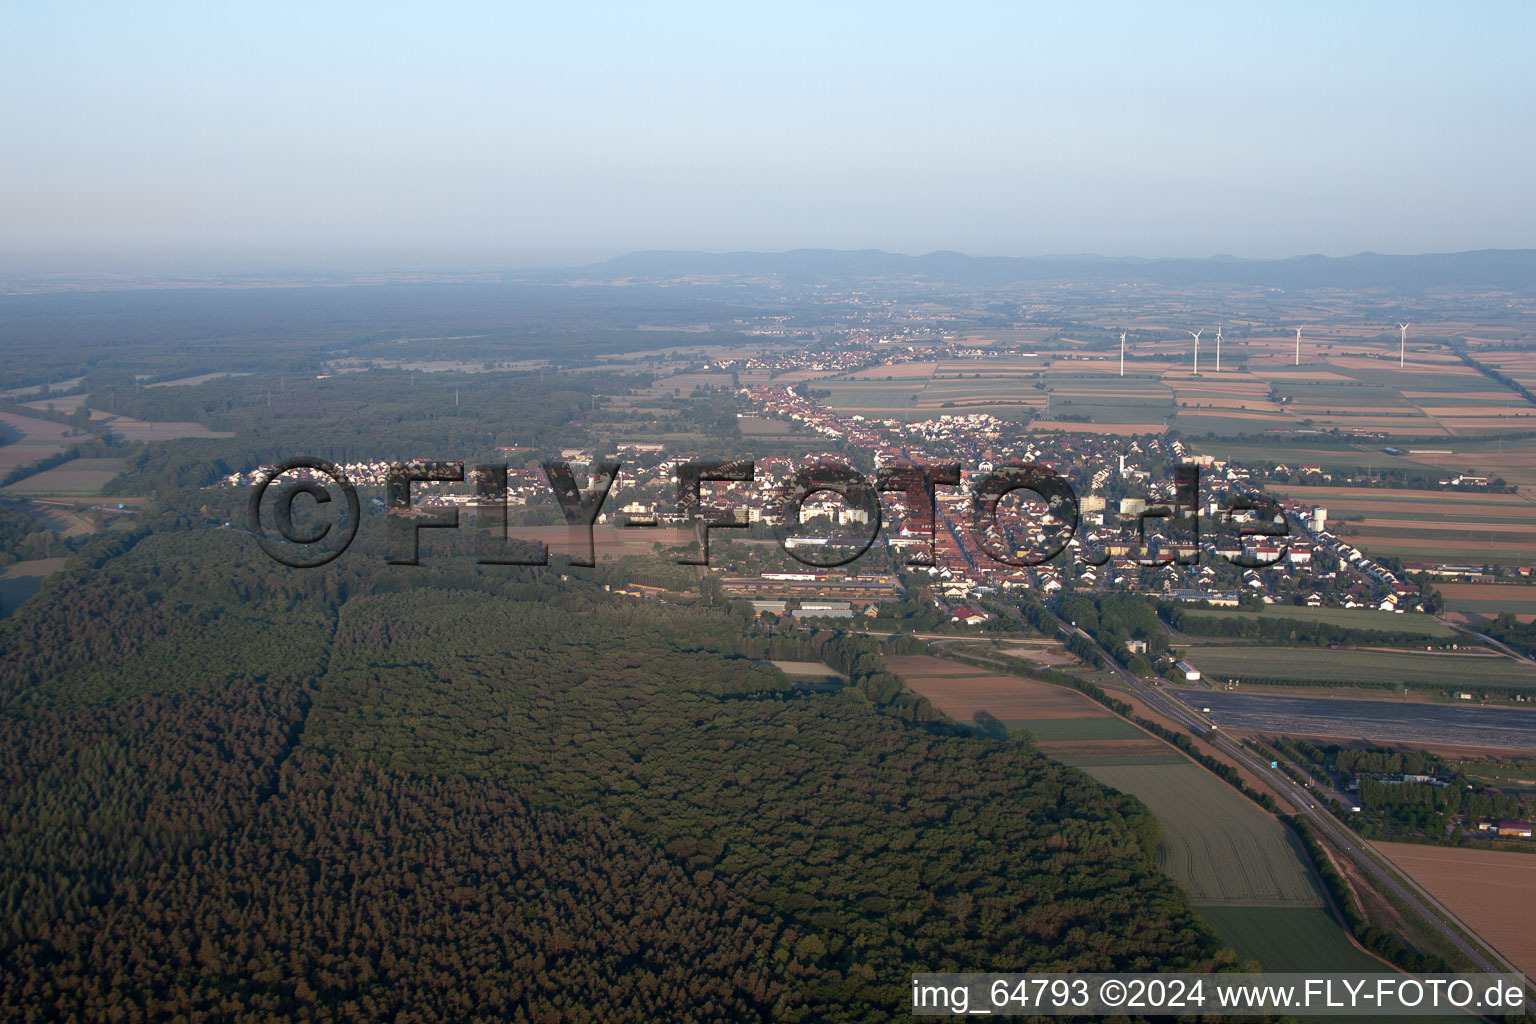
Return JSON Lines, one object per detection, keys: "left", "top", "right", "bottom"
{"left": 1182, "top": 645, "right": 1536, "bottom": 690}
{"left": 2, "top": 377, "right": 85, "bottom": 398}
{"left": 1055, "top": 752, "right": 1188, "bottom": 767}
{"left": 953, "top": 328, "right": 1059, "bottom": 346}
{"left": 1265, "top": 483, "right": 1536, "bottom": 568}
{"left": 1197, "top": 906, "right": 1385, "bottom": 974}
{"left": 86, "top": 411, "right": 234, "bottom": 442}
{"left": 887, "top": 654, "right": 1168, "bottom": 759}
{"left": 1197, "top": 436, "right": 1536, "bottom": 490}
{"left": 1190, "top": 442, "right": 1444, "bottom": 475}
{"left": 0, "top": 557, "right": 66, "bottom": 618}
{"left": 1078, "top": 762, "right": 1324, "bottom": 906}
{"left": 888, "top": 655, "right": 1106, "bottom": 723}
{"left": 999, "top": 716, "right": 1147, "bottom": 741}
{"left": 1176, "top": 605, "right": 1456, "bottom": 638}
{"left": 1185, "top": 690, "right": 1536, "bottom": 751}
{"left": 144, "top": 371, "right": 252, "bottom": 388}
{"left": 1434, "top": 583, "right": 1536, "bottom": 618}
{"left": 0, "top": 411, "right": 77, "bottom": 476}
{"left": 767, "top": 660, "right": 845, "bottom": 682}
{"left": 21, "top": 393, "right": 89, "bottom": 412}
{"left": 1039, "top": 375, "right": 1176, "bottom": 425}
{"left": 1472, "top": 350, "right": 1536, "bottom": 392}
{"left": 806, "top": 338, "right": 1536, "bottom": 438}
{"left": 818, "top": 357, "right": 1057, "bottom": 420}
{"left": 1375, "top": 843, "right": 1536, "bottom": 976}
{"left": 1136, "top": 335, "right": 1536, "bottom": 435}
{"left": 2, "top": 457, "right": 126, "bottom": 496}
{"left": 1403, "top": 438, "right": 1536, "bottom": 490}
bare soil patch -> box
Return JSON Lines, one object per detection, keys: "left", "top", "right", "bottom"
{"left": 1373, "top": 842, "right": 1536, "bottom": 975}
{"left": 889, "top": 655, "right": 1107, "bottom": 721}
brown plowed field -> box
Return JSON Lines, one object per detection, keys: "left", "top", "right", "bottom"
{"left": 1373, "top": 842, "right": 1536, "bottom": 975}
{"left": 887, "top": 655, "right": 1108, "bottom": 720}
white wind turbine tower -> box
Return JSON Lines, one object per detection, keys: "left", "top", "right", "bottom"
{"left": 1295, "top": 326, "right": 1303, "bottom": 366}
{"left": 1188, "top": 329, "right": 1203, "bottom": 374}
{"left": 1397, "top": 322, "right": 1411, "bottom": 368}
{"left": 1215, "top": 323, "right": 1223, "bottom": 372}
{"left": 1120, "top": 331, "right": 1126, "bottom": 376}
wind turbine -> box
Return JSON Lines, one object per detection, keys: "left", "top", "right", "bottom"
{"left": 1120, "top": 331, "right": 1126, "bottom": 377}
{"left": 1188, "top": 329, "right": 1203, "bottom": 375}
{"left": 1215, "top": 323, "right": 1223, "bottom": 372}
{"left": 1397, "top": 322, "right": 1411, "bottom": 368}
{"left": 1295, "top": 326, "right": 1303, "bottom": 366}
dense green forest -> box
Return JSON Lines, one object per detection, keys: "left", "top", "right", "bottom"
{"left": 0, "top": 303, "right": 1265, "bottom": 1020}
{"left": 0, "top": 510, "right": 1234, "bottom": 1020}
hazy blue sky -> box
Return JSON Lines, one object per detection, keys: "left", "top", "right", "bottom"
{"left": 3, "top": 2, "right": 1532, "bottom": 269}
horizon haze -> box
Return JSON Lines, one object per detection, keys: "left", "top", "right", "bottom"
{"left": 4, "top": 2, "right": 1534, "bottom": 271}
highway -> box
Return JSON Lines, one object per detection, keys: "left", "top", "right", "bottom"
{"left": 1057, "top": 610, "right": 1517, "bottom": 975}
{"left": 937, "top": 608, "right": 1520, "bottom": 978}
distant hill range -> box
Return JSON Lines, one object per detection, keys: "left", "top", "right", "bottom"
{"left": 566, "top": 248, "right": 1536, "bottom": 291}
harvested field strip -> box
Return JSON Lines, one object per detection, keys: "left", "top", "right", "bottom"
{"left": 885, "top": 655, "right": 988, "bottom": 677}
{"left": 1374, "top": 842, "right": 1536, "bottom": 976}
{"left": 1436, "top": 583, "right": 1536, "bottom": 606}
{"left": 1039, "top": 741, "right": 1171, "bottom": 760}
{"left": 3, "top": 458, "right": 126, "bottom": 496}
{"left": 999, "top": 716, "right": 1147, "bottom": 741}
{"left": 889, "top": 656, "right": 1112, "bottom": 722}
{"left": 1058, "top": 753, "right": 1188, "bottom": 767}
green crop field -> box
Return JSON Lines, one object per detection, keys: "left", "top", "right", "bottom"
{"left": 1185, "top": 646, "right": 1536, "bottom": 688}
{"left": 1000, "top": 716, "right": 1147, "bottom": 741}
{"left": 1178, "top": 605, "right": 1456, "bottom": 638}
{"left": 1198, "top": 906, "right": 1383, "bottom": 973}
{"left": 1079, "top": 762, "right": 1324, "bottom": 906}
